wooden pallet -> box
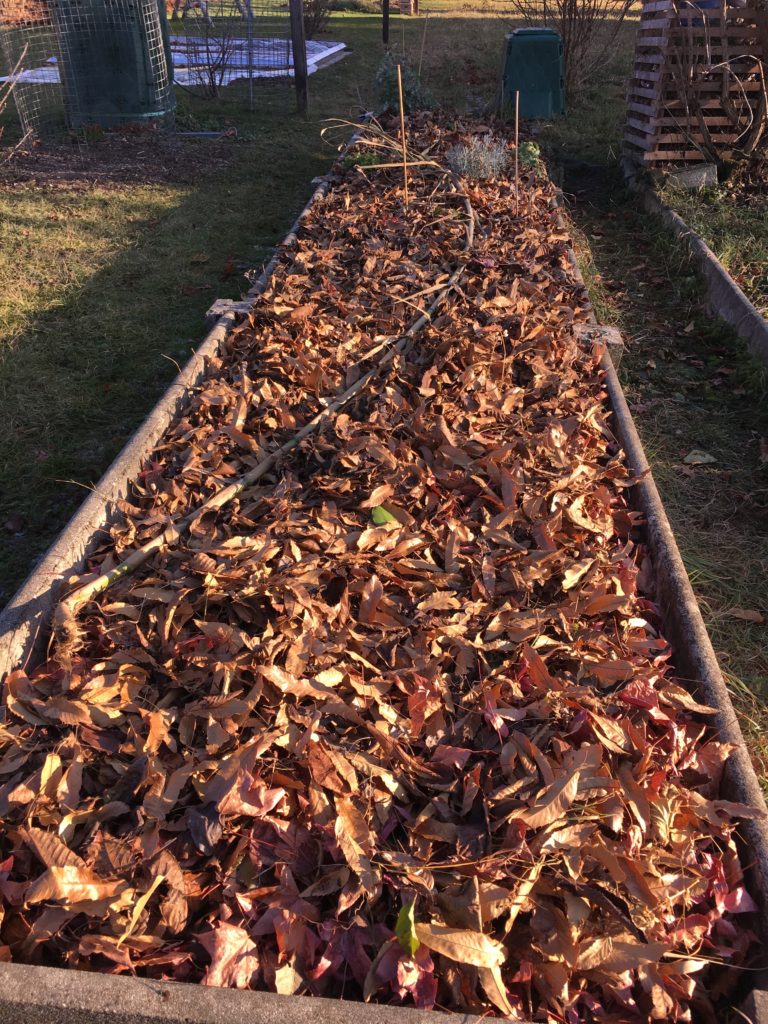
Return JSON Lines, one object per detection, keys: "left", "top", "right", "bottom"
{"left": 624, "top": 0, "right": 767, "bottom": 165}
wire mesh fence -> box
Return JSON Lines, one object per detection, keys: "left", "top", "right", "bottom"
{"left": 0, "top": 0, "right": 339, "bottom": 149}
{"left": 169, "top": 0, "right": 289, "bottom": 102}
{"left": 0, "top": 0, "right": 175, "bottom": 142}
{"left": 168, "top": 0, "right": 345, "bottom": 112}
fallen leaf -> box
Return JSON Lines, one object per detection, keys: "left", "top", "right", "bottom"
{"left": 25, "top": 867, "right": 126, "bottom": 907}
{"left": 726, "top": 607, "right": 765, "bottom": 624}
{"left": 371, "top": 505, "right": 397, "bottom": 525}
{"left": 683, "top": 450, "right": 717, "bottom": 465}
{"left": 414, "top": 922, "right": 505, "bottom": 969}
{"left": 396, "top": 900, "right": 419, "bottom": 957}
{"left": 200, "top": 922, "right": 260, "bottom": 989}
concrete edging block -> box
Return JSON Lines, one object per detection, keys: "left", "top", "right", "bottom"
{"left": 0, "top": 961, "right": 482, "bottom": 1024}
{"left": 620, "top": 156, "right": 768, "bottom": 366}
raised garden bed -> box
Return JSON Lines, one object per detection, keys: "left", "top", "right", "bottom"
{"left": 1, "top": 115, "right": 767, "bottom": 1022}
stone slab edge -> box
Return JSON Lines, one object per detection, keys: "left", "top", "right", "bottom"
{"left": 0, "top": 130, "right": 362, "bottom": 680}
{"left": 620, "top": 156, "right": 768, "bottom": 365}
{"left": 0, "top": 960, "right": 483, "bottom": 1024}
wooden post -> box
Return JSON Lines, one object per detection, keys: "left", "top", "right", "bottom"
{"left": 289, "top": 0, "right": 308, "bottom": 116}
{"left": 382, "top": 0, "right": 390, "bottom": 45}
{"left": 397, "top": 63, "right": 408, "bottom": 208}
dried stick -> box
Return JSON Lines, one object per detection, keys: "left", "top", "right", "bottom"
{"left": 514, "top": 90, "right": 520, "bottom": 217}
{"left": 358, "top": 158, "right": 439, "bottom": 170}
{"left": 0, "top": 44, "right": 31, "bottom": 164}
{"left": 52, "top": 195, "right": 475, "bottom": 653}
{"left": 396, "top": 64, "right": 409, "bottom": 208}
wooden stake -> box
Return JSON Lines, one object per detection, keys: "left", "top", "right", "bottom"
{"left": 514, "top": 89, "right": 520, "bottom": 217}
{"left": 289, "top": 0, "right": 308, "bottom": 116}
{"left": 397, "top": 63, "right": 408, "bottom": 208}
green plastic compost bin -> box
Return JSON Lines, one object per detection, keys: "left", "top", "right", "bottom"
{"left": 52, "top": 0, "right": 174, "bottom": 130}
{"left": 502, "top": 28, "right": 565, "bottom": 119}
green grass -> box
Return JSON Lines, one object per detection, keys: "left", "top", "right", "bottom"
{"left": 659, "top": 182, "right": 768, "bottom": 317}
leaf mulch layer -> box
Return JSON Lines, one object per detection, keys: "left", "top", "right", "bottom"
{"left": 1, "top": 114, "right": 764, "bottom": 1022}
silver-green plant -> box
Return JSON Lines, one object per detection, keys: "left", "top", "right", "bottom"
{"left": 446, "top": 135, "right": 510, "bottom": 181}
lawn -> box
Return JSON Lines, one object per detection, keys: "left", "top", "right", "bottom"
{"left": 660, "top": 178, "right": 768, "bottom": 318}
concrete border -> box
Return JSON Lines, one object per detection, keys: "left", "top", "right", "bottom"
{"left": 0, "top": 160, "right": 767, "bottom": 1021}
{"left": 0, "top": 961, "right": 481, "bottom": 1024}
{"left": 620, "top": 156, "right": 768, "bottom": 365}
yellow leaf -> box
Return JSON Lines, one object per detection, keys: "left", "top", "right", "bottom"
{"left": 117, "top": 874, "right": 165, "bottom": 947}
{"left": 414, "top": 922, "right": 505, "bottom": 968}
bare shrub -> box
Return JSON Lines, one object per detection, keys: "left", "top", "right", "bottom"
{"left": 502, "top": 0, "right": 634, "bottom": 100}
{"left": 303, "top": 0, "right": 333, "bottom": 38}
{"left": 447, "top": 135, "right": 510, "bottom": 179}
{"left": 198, "top": 22, "right": 240, "bottom": 97}
{"left": 0, "top": 45, "right": 33, "bottom": 160}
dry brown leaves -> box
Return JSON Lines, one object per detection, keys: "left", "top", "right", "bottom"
{"left": 0, "top": 114, "right": 762, "bottom": 1022}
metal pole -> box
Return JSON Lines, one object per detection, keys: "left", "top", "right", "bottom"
{"left": 246, "top": 0, "right": 254, "bottom": 112}
{"left": 383, "top": 0, "right": 390, "bottom": 45}
{"left": 289, "top": 0, "right": 308, "bottom": 116}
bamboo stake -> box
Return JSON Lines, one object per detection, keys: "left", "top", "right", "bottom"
{"left": 357, "top": 158, "right": 438, "bottom": 170}
{"left": 514, "top": 90, "right": 520, "bottom": 217}
{"left": 396, "top": 63, "right": 409, "bottom": 208}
